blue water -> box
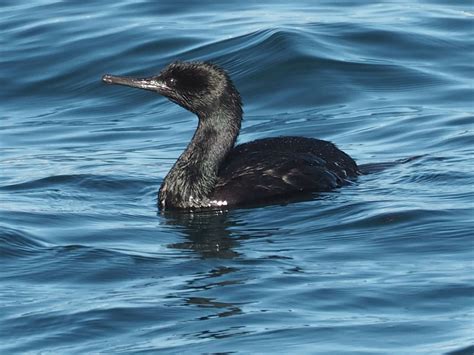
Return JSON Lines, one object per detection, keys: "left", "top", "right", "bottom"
{"left": 1, "top": 0, "right": 473, "bottom": 353}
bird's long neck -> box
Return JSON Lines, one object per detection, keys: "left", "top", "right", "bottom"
{"left": 159, "top": 102, "right": 242, "bottom": 209}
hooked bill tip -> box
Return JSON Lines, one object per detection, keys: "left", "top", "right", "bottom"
{"left": 102, "top": 74, "right": 114, "bottom": 84}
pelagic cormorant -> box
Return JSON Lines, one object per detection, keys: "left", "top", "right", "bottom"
{"left": 102, "top": 61, "right": 360, "bottom": 210}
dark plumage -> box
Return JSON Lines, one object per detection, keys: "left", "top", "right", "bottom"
{"left": 102, "top": 61, "right": 360, "bottom": 210}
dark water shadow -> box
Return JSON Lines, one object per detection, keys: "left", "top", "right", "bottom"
{"left": 159, "top": 189, "right": 339, "bottom": 260}
{"left": 159, "top": 210, "right": 247, "bottom": 322}
{"left": 161, "top": 209, "right": 240, "bottom": 259}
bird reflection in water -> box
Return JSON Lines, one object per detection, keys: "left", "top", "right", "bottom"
{"left": 161, "top": 209, "right": 240, "bottom": 259}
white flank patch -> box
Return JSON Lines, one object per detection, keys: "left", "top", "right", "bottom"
{"left": 211, "top": 200, "right": 228, "bottom": 207}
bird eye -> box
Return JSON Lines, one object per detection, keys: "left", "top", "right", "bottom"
{"left": 168, "top": 78, "right": 176, "bottom": 85}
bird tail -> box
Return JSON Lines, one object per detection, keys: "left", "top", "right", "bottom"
{"left": 358, "top": 155, "right": 425, "bottom": 175}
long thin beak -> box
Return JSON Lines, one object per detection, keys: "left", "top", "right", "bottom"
{"left": 102, "top": 74, "right": 168, "bottom": 92}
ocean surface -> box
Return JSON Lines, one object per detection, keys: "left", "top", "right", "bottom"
{"left": 1, "top": 0, "right": 473, "bottom": 353}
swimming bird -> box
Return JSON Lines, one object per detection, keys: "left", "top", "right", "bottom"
{"left": 102, "top": 61, "right": 359, "bottom": 210}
